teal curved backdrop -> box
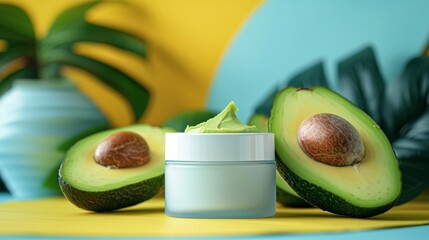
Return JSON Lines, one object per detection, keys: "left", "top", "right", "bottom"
{"left": 208, "top": 0, "right": 429, "bottom": 121}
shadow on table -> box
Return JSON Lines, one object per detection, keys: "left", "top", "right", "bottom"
{"left": 271, "top": 208, "right": 429, "bottom": 222}
{"left": 271, "top": 211, "right": 345, "bottom": 219}
{"left": 85, "top": 207, "right": 165, "bottom": 216}
{"left": 371, "top": 211, "right": 429, "bottom": 221}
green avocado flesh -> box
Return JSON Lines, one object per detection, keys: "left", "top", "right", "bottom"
{"left": 270, "top": 87, "right": 401, "bottom": 217}
{"left": 248, "top": 114, "right": 270, "bottom": 133}
{"left": 59, "top": 124, "right": 168, "bottom": 212}
{"left": 249, "top": 114, "right": 310, "bottom": 207}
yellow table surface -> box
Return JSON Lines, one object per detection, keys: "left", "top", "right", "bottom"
{"left": 0, "top": 193, "right": 428, "bottom": 237}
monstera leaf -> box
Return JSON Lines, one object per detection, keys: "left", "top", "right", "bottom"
{"left": 338, "top": 48, "right": 429, "bottom": 205}
{"left": 0, "top": 1, "right": 150, "bottom": 193}
{"left": 0, "top": 1, "right": 149, "bottom": 121}
{"left": 254, "top": 46, "right": 429, "bottom": 205}
{"left": 338, "top": 47, "right": 385, "bottom": 126}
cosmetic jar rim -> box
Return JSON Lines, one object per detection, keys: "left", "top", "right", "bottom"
{"left": 165, "top": 132, "right": 275, "bottom": 162}
{"left": 165, "top": 132, "right": 272, "bottom": 136}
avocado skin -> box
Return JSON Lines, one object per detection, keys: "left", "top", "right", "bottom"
{"left": 276, "top": 186, "right": 312, "bottom": 208}
{"left": 59, "top": 173, "right": 163, "bottom": 212}
{"left": 276, "top": 157, "right": 398, "bottom": 218}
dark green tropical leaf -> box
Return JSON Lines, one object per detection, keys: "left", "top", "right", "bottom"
{"left": 338, "top": 46, "right": 385, "bottom": 125}
{"left": 43, "top": 50, "right": 149, "bottom": 121}
{"left": 0, "top": 4, "right": 35, "bottom": 41}
{"left": 288, "top": 61, "right": 329, "bottom": 88}
{"left": 392, "top": 112, "right": 429, "bottom": 204}
{"left": 383, "top": 57, "right": 429, "bottom": 140}
{"left": 162, "top": 110, "right": 217, "bottom": 132}
{"left": 0, "top": 26, "right": 34, "bottom": 43}
{"left": 47, "top": 0, "right": 100, "bottom": 35}
{"left": 0, "top": 46, "right": 32, "bottom": 69}
{"left": 0, "top": 177, "right": 7, "bottom": 192}
{"left": 382, "top": 57, "right": 429, "bottom": 204}
{"left": 43, "top": 24, "right": 147, "bottom": 58}
{"left": 254, "top": 86, "right": 279, "bottom": 117}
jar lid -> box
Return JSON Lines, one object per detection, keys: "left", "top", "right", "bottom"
{"left": 165, "top": 133, "right": 274, "bottom": 161}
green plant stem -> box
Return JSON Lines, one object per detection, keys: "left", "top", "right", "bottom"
{"left": 25, "top": 39, "right": 40, "bottom": 79}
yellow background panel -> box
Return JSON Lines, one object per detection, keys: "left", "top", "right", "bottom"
{"left": 1, "top": 0, "right": 263, "bottom": 126}
{"left": 0, "top": 193, "right": 428, "bottom": 237}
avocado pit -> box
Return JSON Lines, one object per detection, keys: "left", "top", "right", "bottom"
{"left": 94, "top": 131, "right": 150, "bottom": 168}
{"left": 297, "top": 113, "right": 365, "bottom": 166}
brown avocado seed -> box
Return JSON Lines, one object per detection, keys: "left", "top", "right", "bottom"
{"left": 94, "top": 131, "right": 150, "bottom": 168}
{"left": 297, "top": 113, "right": 365, "bottom": 166}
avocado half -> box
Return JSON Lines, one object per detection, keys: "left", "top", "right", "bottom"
{"left": 275, "top": 171, "right": 312, "bottom": 208}
{"left": 270, "top": 87, "right": 401, "bottom": 217}
{"left": 249, "top": 114, "right": 311, "bottom": 207}
{"left": 59, "top": 124, "right": 168, "bottom": 212}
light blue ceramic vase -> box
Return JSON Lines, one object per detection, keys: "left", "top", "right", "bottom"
{"left": 0, "top": 79, "right": 108, "bottom": 198}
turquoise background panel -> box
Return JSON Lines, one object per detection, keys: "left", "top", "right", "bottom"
{"left": 208, "top": 0, "right": 429, "bottom": 121}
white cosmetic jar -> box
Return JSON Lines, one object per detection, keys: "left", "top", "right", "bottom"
{"left": 165, "top": 133, "right": 276, "bottom": 218}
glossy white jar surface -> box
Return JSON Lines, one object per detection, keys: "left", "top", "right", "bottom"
{"left": 165, "top": 133, "right": 276, "bottom": 218}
